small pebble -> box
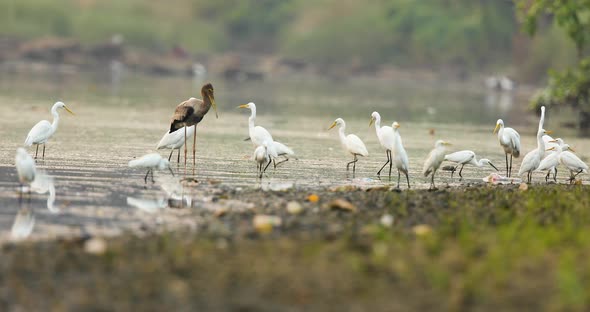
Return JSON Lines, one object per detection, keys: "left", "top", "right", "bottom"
{"left": 326, "top": 199, "right": 357, "bottom": 213}
{"left": 253, "top": 215, "right": 282, "bottom": 234}
{"left": 518, "top": 183, "right": 528, "bottom": 191}
{"left": 380, "top": 214, "right": 394, "bottom": 227}
{"left": 286, "top": 201, "right": 304, "bottom": 215}
{"left": 412, "top": 224, "right": 432, "bottom": 236}
{"left": 307, "top": 194, "right": 319, "bottom": 203}
{"left": 84, "top": 237, "right": 107, "bottom": 255}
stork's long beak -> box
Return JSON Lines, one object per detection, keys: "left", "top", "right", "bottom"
{"left": 328, "top": 121, "right": 337, "bottom": 130}
{"left": 209, "top": 95, "right": 218, "bottom": 119}
{"left": 64, "top": 106, "right": 75, "bottom": 116}
{"left": 369, "top": 117, "right": 374, "bottom": 127}
{"left": 493, "top": 123, "right": 500, "bottom": 134}
{"left": 489, "top": 162, "right": 499, "bottom": 171}
{"left": 238, "top": 104, "right": 248, "bottom": 109}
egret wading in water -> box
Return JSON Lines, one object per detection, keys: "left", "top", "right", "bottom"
{"left": 24, "top": 101, "right": 75, "bottom": 159}
{"left": 422, "top": 140, "right": 452, "bottom": 190}
{"left": 493, "top": 119, "right": 520, "bottom": 177}
{"left": 391, "top": 122, "right": 410, "bottom": 188}
{"left": 253, "top": 141, "right": 271, "bottom": 178}
{"left": 15, "top": 148, "right": 36, "bottom": 199}
{"left": 443, "top": 150, "right": 498, "bottom": 180}
{"left": 369, "top": 112, "right": 395, "bottom": 179}
{"left": 129, "top": 153, "right": 174, "bottom": 184}
{"left": 329, "top": 118, "right": 368, "bottom": 177}
{"left": 518, "top": 128, "right": 552, "bottom": 183}
{"left": 168, "top": 83, "right": 218, "bottom": 169}
{"left": 537, "top": 144, "right": 569, "bottom": 183}
{"left": 157, "top": 125, "right": 195, "bottom": 163}
{"left": 558, "top": 145, "right": 588, "bottom": 183}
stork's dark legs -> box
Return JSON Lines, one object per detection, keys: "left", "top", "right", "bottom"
{"left": 34, "top": 145, "right": 39, "bottom": 159}
{"left": 458, "top": 164, "right": 465, "bottom": 181}
{"left": 183, "top": 127, "right": 187, "bottom": 169}
{"left": 42, "top": 144, "right": 46, "bottom": 159}
{"left": 377, "top": 150, "right": 390, "bottom": 178}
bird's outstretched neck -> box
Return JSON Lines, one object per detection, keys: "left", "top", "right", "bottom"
{"left": 50, "top": 105, "right": 60, "bottom": 134}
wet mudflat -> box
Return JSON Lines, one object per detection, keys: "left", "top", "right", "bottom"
{"left": 1, "top": 72, "right": 590, "bottom": 310}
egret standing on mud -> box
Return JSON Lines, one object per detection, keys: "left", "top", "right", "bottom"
{"left": 392, "top": 122, "right": 410, "bottom": 189}
{"left": 443, "top": 150, "right": 498, "bottom": 180}
{"left": 422, "top": 140, "right": 451, "bottom": 190}
{"left": 558, "top": 146, "right": 589, "bottom": 183}
{"left": 329, "top": 118, "right": 368, "bottom": 176}
{"left": 369, "top": 112, "right": 395, "bottom": 179}
{"left": 129, "top": 153, "right": 174, "bottom": 184}
{"left": 493, "top": 119, "right": 520, "bottom": 177}
{"left": 24, "top": 101, "right": 75, "bottom": 159}
{"left": 518, "top": 128, "right": 551, "bottom": 183}
{"left": 168, "top": 83, "right": 218, "bottom": 169}
{"left": 253, "top": 141, "right": 271, "bottom": 178}
{"left": 157, "top": 125, "right": 195, "bottom": 163}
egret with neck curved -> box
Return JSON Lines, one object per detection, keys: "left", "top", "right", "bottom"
{"left": 369, "top": 112, "right": 395, "bottom": 179}
{"left": 329, "top": 118, "right": 368, "bottom": 177}
{"left": 24, "top": 101, "right": 74, "bottom": 159}
{"left": 444, "top": 150, "right": 498, "bottom": 180}
{"left": 238, "top": 102, "right": 273, "bottom": 146}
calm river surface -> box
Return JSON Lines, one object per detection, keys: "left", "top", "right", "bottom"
{"left": 0, "top": 69, "right": 587, "bottom": 241}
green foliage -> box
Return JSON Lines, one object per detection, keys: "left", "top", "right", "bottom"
{"left": 533, "top": 57, "right": 590, "bottom": 110}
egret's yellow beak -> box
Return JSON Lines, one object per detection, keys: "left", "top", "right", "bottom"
{"left": 328, "top": 121, "right": 337, "bottom": 130}
{"left": 369, "top": 117, "right": 374, "bottom": 127}
{"left": 549, "top": 139, "right": 558, "bottom": 143}
{"left": 570, "top": 146, "right": 576, "bottom": 153}
{"left": 546, "top": 147, "right": 556, "bottom": 151}
{"left": 64, "top": 106, "right": 75, "bottom": 116}
{"left": 545, "top": 130, "right": 553, "bottom": 134}
{"left": 393, "top": 123, "right": 400, "bottom": 129}
{"left": 443, "top": 141, "right": 452, "bottom": 146}
{"left": 238, "top": 104, "right": 248, "bottom": 109}
{"left": 493, "top": 123, "right": 500, "bottom": 134}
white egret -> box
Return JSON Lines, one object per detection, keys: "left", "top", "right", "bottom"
{"left": 493, "top": 119, "right": 520, "bottom": 177}
{"left": 168, "top": 83, "right": 217, "bottom": 169}
{"left": 24, "top": 101, "right": 75, "bottom": 159}
{"left": 559, "top": 146, "right": 588, "bottom": 183}
{"left": 15, "top": 148, "right": 36, "bottom": 193}
{"left": 537, "top": 144, "right": 570, "bottom": 183}
{"left": 369, "top": 112, "right": 395, "bottom": 179}
{"left": 329, "top": 118, "right": 369, "bottom": 176}
{"left": 443, "top": 150, "right": 498, "bottom": 180}
{"left": 238, "top": 102, "right": 273, "bottom": 146}
{"left": 422, "top": 140, "right": 452, "bottom": 190}
{"left": 518, "top": 128, "right": 551, "bottom": 183}
{"left": 156, "top": 125, "right": 196, "bottom": 163}
{"left": 272, "top": 141, "right": 297, "bottom": 168}
{"left": 391, "top": 122, "right": 410, "bottom": 188}
{"left": 253, "top": 141, "right": 271, "bottom": 178}
{"left": 129, "top": 153, "right": 174, "bottom": 184}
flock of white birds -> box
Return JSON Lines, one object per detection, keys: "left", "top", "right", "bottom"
{"left": 13, "top": 100, "right": 590, "bottom": 193}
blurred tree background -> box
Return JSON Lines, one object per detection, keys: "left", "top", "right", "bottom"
{"left": 0, "top": 0, "right": 582, "bottom": 83}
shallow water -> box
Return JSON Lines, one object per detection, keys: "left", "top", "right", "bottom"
{"left": 0, "top": 69, "right": 588, "bottom": 241}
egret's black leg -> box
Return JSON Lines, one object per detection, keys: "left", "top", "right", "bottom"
{"left": 458, "top": 164, "right": 465, "bottom": 181}
{"left": 177, "top": 149, "right": 180, "bottom": 163}
{"left": 505, "top": 153, "right": 509, "bottom": 177}
{"left": 388, "top": 150, "right": 393, "bottom": 181}
{"left": 553, "top": 168, "right": 558, "bottom": 183}
{"left": 42, "top": 144, "right": 46, "bottom": 159}
{"left": 397, "top": 170, "right": 401, "bottom": 189}
{"left": 377, "top": 151, "right": 389, "bottom": 176}
{"left": 168, "top": 150, "right": 174, "bottom": 161}
{"left": 35, "top": 145, "right": 39, "bottom": 159}
{"left": 353, "top": 155, "right": 358, "bottom": 176}
{"left": 274, "top": 158, "right": 289, "bottom": 168}
{"left": 405, "top": 172, "right": 411, "bottom": 189}
{"left": 509, "top": 154, "right": 513, "bottom": 178}
{"left": 451, "top": 166, "right": 458, "bottom": 180}
{"left": 144, "top": 169, "right": 151, "bottom": 184}
{"left": 151, "top": 170, "right": 155, "bottom": 183}
{"left": 430, "top": 171, "right": 436, "bottom": 190}
{"left": 263, "top": 158, "right": 272, "bottom": 174}
{"left": 347, "top": 156, "right": 358, "bottom": 172}
{"left": 545, "top": 171, "right": 550, "bottom": 183}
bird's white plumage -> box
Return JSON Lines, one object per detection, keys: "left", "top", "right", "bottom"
{"left": 15, "top": 148, "right": 36, "bottom": 185}
{"left": 240, "top": 102, "right": 274, "bottom": 147}
{"left": 444, "top": 150, "right": 476, "bottom": 164}
{"left": 129, "top": 153, "right": 170, "bottom": 170}
{"left": 272, "top": 141, "right": 295, "bottom": 158}
{"left": 331, "top": 118, "right": 368, "bottom": 157}
{"left": 24, "top": 101, "right": 72, "bottom": 147}
{"left": 392, "top": 122, "right": 409, "bottom": 174}
{"left": 560, "top": 150, "right": 589, "bottom": 175}
{"left": 370, "top": 112, "right": 395, "bottom": 151}
{"left": 157, "top": 125, "right": 195, "bottom": 150}
{"left": 423, "top": 140, "right": 449, "bottom": 177}
{"left": 253, "top": 142, "right": 270, "bottom": 165}
{"left": 537, "top": 146, "right": 562, "bottom": 172}
{"left": 518, "top": 128, "right": 549, "bottom": 177}
{"left": 495, "top": 119, "right": 520, "bottom": 158}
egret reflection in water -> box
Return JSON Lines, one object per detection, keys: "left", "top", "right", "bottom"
{"left": 30, "top": 171, "right": 58, "bottom": 213}
{"left": 11, "top": 208, "right": 35, "bottom": 240}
